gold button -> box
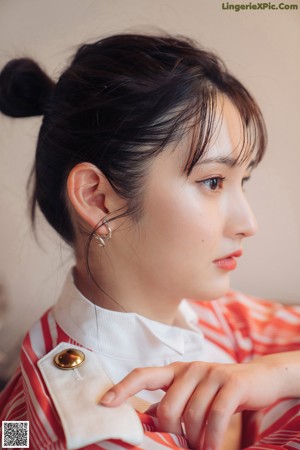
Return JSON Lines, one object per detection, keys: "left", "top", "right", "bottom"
{"left": 53, "top": 348, "right": 85, "bottom": 370}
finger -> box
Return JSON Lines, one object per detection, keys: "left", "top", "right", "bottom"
{"left": 202, "top": 385, "right": 239, "bottom": 450}
{"left": 155, "top": 367, "right": 202, "bottom": 435}
{"left": 182, "top": 381, "right": 219, "bottom": 448}
{"left": 100, "top": 366, "right": 175, "bottom": 406}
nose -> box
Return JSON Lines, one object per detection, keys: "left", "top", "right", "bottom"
{"left": 225, "top": 193, "right": 258, "bottom": 239}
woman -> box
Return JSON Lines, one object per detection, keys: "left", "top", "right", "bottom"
{"left": 1, "top": 33, "right": 300, "bottom": 450}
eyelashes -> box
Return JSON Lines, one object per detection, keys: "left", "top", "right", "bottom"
{"left": 199, "top": 177, "right": 225, "bottom": 191}
{"left": 197, "top": 176, "right": 251, "bottom": 192}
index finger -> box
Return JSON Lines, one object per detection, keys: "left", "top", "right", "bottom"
{"left": 100, "top": 365, "right": 175, "bottom": 406}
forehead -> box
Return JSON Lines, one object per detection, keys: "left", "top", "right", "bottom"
{"left": 149, "top": 101, "right": 248, "bottom": 178}
{"left": 147, "top": 96, "right": 258, "bottom": 182}
{"left": 202, "top": 97, "right": 247, "bottom": 162}
{"left": 181, "top": 96, "right": 255, "bottom": 173}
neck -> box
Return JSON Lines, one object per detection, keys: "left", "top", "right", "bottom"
{"left": 73, "top": 263, "right": 182, "bottom": 325}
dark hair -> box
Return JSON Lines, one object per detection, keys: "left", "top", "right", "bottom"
{"left": 0, "top": 33, "right": 267, "bottom": 244}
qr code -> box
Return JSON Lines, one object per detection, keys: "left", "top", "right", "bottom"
{"left": 2, "top": 421, "right": 29, "bottom": 448}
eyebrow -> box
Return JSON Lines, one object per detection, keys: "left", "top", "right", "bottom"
{"left": 198, "top": 156, "right": 256, "bottom": 169}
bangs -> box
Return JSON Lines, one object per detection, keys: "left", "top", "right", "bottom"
{"left": 182, "top": 82, "right": 267, "bottom": 175}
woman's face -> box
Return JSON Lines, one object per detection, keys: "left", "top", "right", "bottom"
{"left": 109, "top": 99, "right": 258, "bottom": 312}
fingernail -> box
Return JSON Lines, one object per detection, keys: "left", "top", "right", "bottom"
{"left": 100, "top": 391, "right": 116, "bottom": 404}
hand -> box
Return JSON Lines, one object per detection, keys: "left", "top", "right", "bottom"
{"left": 100, "top": 357, "right": 286, "bottom": 450}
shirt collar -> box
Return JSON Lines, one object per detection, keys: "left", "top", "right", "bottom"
{"left": 54, "top": 270, "right": 204, "bottom": 362}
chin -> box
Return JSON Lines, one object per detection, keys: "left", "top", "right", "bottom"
{"left": 189, "top": 278, "right": 231, "bottom": 301}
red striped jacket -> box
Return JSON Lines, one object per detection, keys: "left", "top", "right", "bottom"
{"left": 2, "top": 291, "right": 300, "bottom": 449}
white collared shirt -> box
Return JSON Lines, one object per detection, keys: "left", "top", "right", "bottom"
{"left": 5, "top": 272, "right": 300, "bottom": 449}
{"left": 53, "top": 271, "right": 233, "bottom": 403}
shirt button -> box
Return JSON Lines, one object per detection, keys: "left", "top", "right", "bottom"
{"left": 53, "top": 348, "right": 85, "bottom": 369}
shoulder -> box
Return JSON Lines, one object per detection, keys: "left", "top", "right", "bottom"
{"left": 186, "top": 290, "right": 291, "bottom": 326}
{"left": 1, "top": 308, "right": 73, "bottom": 448}
{"left": 185, "top": 291, "right": 286, "bottom": 361}
{"left": 185, "top": 290, "right": 258, "bottom": 332}
{"left": 2, "top": 310, "right": 144, "bottom": 450}
{"left": 187, "top": 291, "right": 300, "bottom": 358}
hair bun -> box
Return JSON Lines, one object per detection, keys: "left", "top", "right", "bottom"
{"left": 0, "top": 58, "right": 55, "bottom": 118}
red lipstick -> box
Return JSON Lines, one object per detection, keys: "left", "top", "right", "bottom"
{"left": 213, "top": 249, "right": 243, "bottom": 271}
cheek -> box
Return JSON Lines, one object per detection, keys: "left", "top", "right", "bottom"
{"left": 141, "top": 184, "right": 222, "bottom": 258}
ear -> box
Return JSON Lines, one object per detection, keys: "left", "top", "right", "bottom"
{"left": 67, "top": 162, "right": 118, "bottom": 231}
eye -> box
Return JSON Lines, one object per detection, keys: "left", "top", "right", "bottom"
{"left": 200, "top": 177, "right": 225, "bottom": 191}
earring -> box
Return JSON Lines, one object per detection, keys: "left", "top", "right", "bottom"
{"left": 93, "top": 220, "right": 112, "bottom": 247}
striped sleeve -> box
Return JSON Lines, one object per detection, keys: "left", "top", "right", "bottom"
{"left": 220, "top": 291, "right": 300, "bottom": 359}
{"left": 191, "top": 292, "right": 300, "bottom": 448}
{"left": 191, "top": 291, "right": 300, "bottom": 362}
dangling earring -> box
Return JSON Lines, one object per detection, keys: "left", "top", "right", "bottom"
{"left": 93, "top": 220, "right": 112, "bottom": 247}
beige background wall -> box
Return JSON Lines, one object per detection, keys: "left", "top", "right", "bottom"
{"left": 0, "top": 0, "right": 299, "bottom": 379}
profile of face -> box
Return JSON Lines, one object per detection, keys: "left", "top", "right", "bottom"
{"left": 94, "top": 98, "right": 258, "bottom": 310}
{"left": 0, "top": 33, "right": 264, "bottom": 321}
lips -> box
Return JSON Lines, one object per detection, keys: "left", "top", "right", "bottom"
{"left": 213, "top": 249, "right": 243, "bottom": 271}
